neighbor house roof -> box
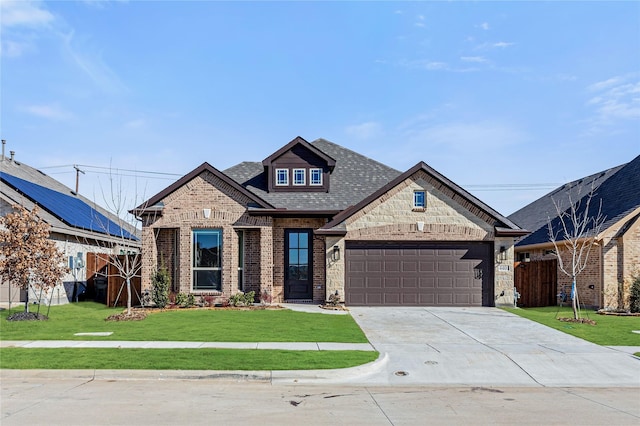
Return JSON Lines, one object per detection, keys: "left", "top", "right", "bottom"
{"left": 317, "top": 161, "right": 526, "bottom": 235}
{"left": 224, "top": 138, "right": 402, "bottom": 210}
{"left": 513, "top": 155, "right": 640, "bottom": 247}
{"left": 1, "top": 157, "right": 139, "bottom": 244}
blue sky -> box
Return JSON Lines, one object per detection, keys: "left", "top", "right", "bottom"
{"left": 1, "top": 1, "right": 638, "bottom": 217}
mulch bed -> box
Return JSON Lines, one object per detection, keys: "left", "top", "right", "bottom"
{"left": 7, "top": 312, "right": 49, "bottom": 321}
{"left": 105, "top": 310, "right": 148, "bottom": 322}
{"left": 557, "top": 317, "right": 597, "bottom": 325}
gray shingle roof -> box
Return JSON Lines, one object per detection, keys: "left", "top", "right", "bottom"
{"left": 513, "top": 155, "right": 640, "bottom": 247}
{"left": 1, "top": 158, "right": 139, "bottom": 244}
{"left": 224, "top": 138, "right": 402, "bottom": 210}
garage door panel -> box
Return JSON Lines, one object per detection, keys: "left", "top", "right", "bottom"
{"left": 385, "top": 277, "right": 400, "bottom": 289}
{"left": 345, "top": 242, "right": 491, "bottom": 306}
{"left": 384, "top": 261, "right": 400, "bottom": 272}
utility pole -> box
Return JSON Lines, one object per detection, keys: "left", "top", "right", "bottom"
{"left": 73, "top": 165, "right": 85, "bottom": 193}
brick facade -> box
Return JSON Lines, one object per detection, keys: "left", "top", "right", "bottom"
{"left": 141, "top": 171, "right": 274, "bottom": 301}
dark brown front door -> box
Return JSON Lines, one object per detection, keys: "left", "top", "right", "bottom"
{"left": 285, "top": 229, "right": 313, "bottom": 300}
{"left": 345, "top": 241, "right": 492, "bottom": 306}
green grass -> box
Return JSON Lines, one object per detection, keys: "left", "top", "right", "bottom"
{"left": 0, "top": 302, "right": 368, "bottom": 343}
{"left": 503, "top": 306, "right": 640, "bottom": 346}
{"left": 0, "top": 348, "right": 379, "bottom": 370}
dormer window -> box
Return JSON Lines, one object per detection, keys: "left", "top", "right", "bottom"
{"left": 293, "top": 168, "right": 306, "bottom": 186}
{"left": 263, "top": 137, "right": 335, "bottom": 193}
{"left": 276, "top": 168, "right": 289, "bottom": 186}
{"left": 310, "top": 168, "right": 323, "bottom": 186}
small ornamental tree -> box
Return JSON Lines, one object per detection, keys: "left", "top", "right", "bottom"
{"left": 547, "top": 184, "right": 605, "bottom": 320}
{"left": 0, "top": 205, "right": 67, "bottom": 313}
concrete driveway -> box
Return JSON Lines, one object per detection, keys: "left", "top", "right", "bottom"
{"left": 346, "top": 307, "right": 640, "bottom": 387}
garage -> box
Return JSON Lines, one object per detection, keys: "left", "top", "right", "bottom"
{"left": 345, "top": 241, "right": 492, "bottom": 306}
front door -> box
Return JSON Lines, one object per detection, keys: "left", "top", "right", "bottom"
{"left": 284, "top": 229, "right": 313, "bottom": 300}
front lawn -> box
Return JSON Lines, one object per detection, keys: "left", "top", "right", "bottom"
{"left": 0, "top": 302, "right": 368, "bottom": 343}
{"left": 503, "top": 306, "right": 640, "bottom": 346}
{"left": 0, "top": 348, "right": 378, "bottom": 370}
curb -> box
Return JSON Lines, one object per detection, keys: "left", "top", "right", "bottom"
{"left": 0, "top": 353, "right": 389, "bottom": 384}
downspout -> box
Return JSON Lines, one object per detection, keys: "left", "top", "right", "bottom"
{"left": 599, "top": 241, "right": 604, "bottom": 309}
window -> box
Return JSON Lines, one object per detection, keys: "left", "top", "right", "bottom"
{"left": 276, "top": 168, "right": 289, "bottom": 186}
{"left": 413, "top": 190, "right": 426, "bottom": 208}
{"left": 517, "top": 252, "right": 531, "bottom": 262}
{"left": 192, "top": 229, "right": 222, "bottom": 291}
{"left": 310, "top": 168, "right": 323, "bottom": 186}
{"left": 293, "top": 168, "right": 306, "bottom": 186}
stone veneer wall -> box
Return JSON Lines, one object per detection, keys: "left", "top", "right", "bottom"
{"left": 325, "top": 172, "right": 514, "bottom": 304}
{"left": 493, "top": 237, "right": 516, "bottom": 307}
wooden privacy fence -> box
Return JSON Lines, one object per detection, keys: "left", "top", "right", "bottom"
{"left": 514, "top": 259, "right": 558, "bottom": 307}
{"left": 86, "top": 253, "right": 141, "bottom": 307}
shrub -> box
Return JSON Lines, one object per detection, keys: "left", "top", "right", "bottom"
{"left": 150, "top": 267, "right": 171, "bottom": 308}
{"left": 175, "top": 292, "right": 187, "bottom": 307}
{"left": 630, "top": 274, "right": 640, "bottom": 313}
{"left": 229, "top": 291, "right": 255, "bottom": 307}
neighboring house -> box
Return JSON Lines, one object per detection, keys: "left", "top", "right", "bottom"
{"left": 134, "top": 137, "right": 527, "bottom": 307}
{"left": 0, "top": 148, "right": 140, "bottom": 306}
{"left": 509, "top": 154, "right": 640, "bottom": 309}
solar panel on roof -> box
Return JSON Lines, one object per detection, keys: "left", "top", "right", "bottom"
{"left": 1, "top": 173, "right": 138, "bottom": 240}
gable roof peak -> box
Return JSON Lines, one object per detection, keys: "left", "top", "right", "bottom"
{"left": 133, "top": 161, "right": 274, "bottom": 214}
{"left": 262, "top": 136, "right": 336, "bottom": 168}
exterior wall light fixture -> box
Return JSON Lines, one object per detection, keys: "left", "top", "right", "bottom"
{"left": 332, "top": 245, "right": 340, "bottom": 261}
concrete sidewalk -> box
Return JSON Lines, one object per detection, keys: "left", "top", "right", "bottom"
{"left": 0, "top": 340, "right": 375, "bottom": 351}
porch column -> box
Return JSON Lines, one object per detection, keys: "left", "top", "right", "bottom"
{"left": 141, "top": 226, "right": 158, "bottom": 292}
{"left": 260, "top": 227, "right": 274, "bottom": 301}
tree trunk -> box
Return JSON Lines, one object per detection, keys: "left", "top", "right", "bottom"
{"left": 24, "top": 294, "right": 29, "bottom": 313}
{"left": 126, "top": 278, "right": 132, "bottom": 315}
{"left": 571, "top": 278, "right": 578, "bottom": 320}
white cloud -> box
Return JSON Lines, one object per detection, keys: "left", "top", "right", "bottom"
{"left": 125, "top": 119, "right": 146, "bottom": 129}
{"left": 402, "top": 120, "right": 527, "bottom": 153}
{"left": 0, "top": 40, "right": 33, "bottom": 57}
{"left": 480, "top": 22, "right": 490, "bottom": 30}
{"left": 493, "top": 41, "right": 515, "bottom": 48}
{"left": 585, "top": 74, "right": 640, "bottom": 131}
{"left": 61, "top": 31, "right": 128, "bottom": 95}
{"left": 0, "top": 0, "right": 54, "bottom": 28}
{"left": 345, "top": 121, "right": 383, "bottom": 140}
{"left": 21, "top": 104, "right": 74, "bottom": 120}
{"left": 461, "top": 56, "right": 488, "bottom": 63}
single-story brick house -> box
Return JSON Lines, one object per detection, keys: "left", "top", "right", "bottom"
{"left": 134, "top": 137, "right": 527, "bottom": 307}
{"left": 509, "top": 154, "right": 640, "bottom": 309}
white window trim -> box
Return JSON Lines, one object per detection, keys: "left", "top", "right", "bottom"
{"left": 293, "top": 168, "right": 306, "bottom": 186}
{"left": 275, "top": 168, "right": 289, "bottom": 186}
{"left": 309, "top": 168, "right": 323, "bottom": 186}
{"left": 413, "top": 190, "right": 426, "bottom": 209}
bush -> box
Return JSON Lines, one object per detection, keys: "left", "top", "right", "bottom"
{"left": 151, "top": 267, "right": 171, "bottom": 308}
{"left": 229, "top": 291, "right": 255, "bottom": 307}
{"left": 175, "top": 292, "right": 187, "bottom": 307}
{"left": 630, "top": 274, "right": 640, "bottom": 313}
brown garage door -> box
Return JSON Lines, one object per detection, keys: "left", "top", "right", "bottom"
{"left": 345, "top": 241, "right": 492, "bottom": 306}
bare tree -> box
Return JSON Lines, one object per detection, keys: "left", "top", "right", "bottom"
{"left": 0, "top": 205, "right": 67, "bottom": 313}
{"left": 92, "top": 167, "right": 145, "bottom": 316}
{"left": 547, "top": 184, "right": 606, "bottom": 320}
